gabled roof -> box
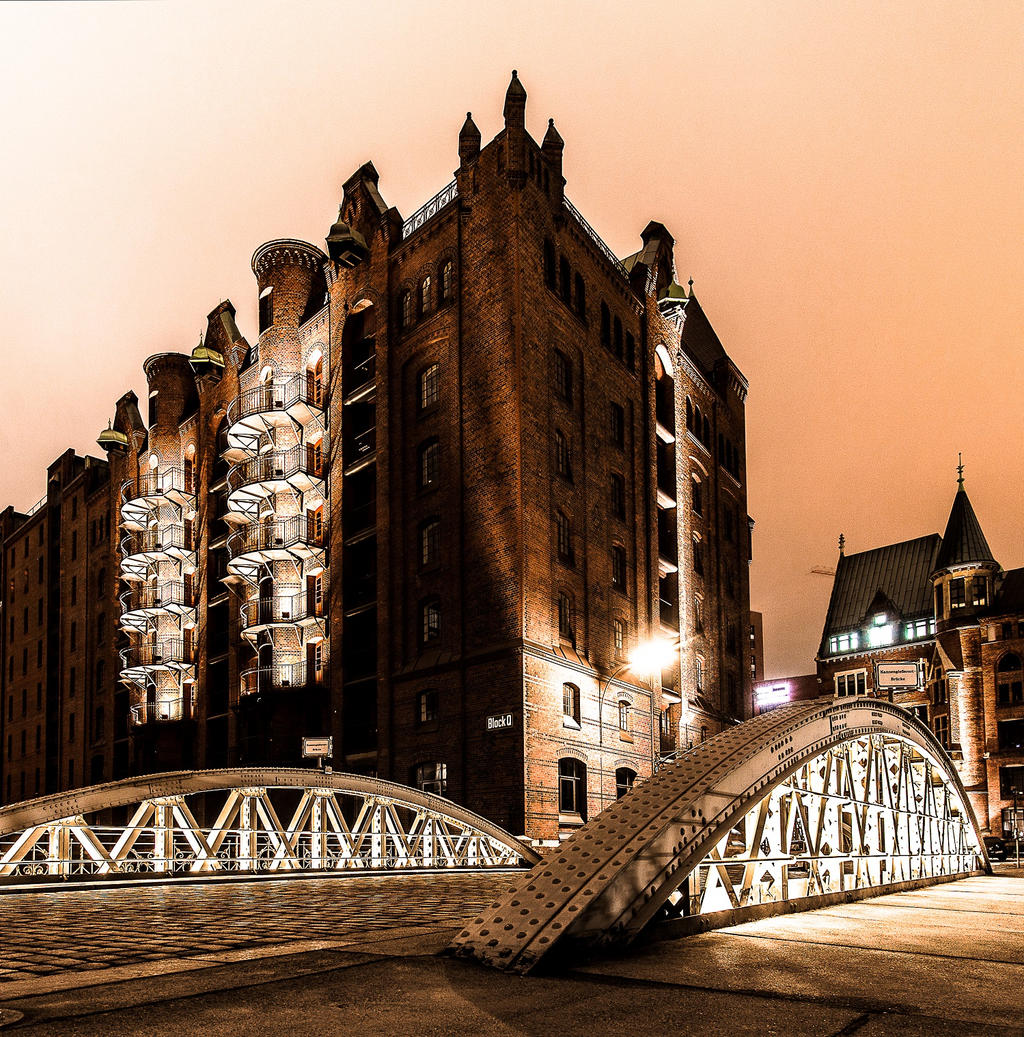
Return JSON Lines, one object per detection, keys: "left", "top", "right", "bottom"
{"left": 820, "top": 534, "right": 941, "bottom": 652}
{"left": 934, "top": 486, "right": 996, "bottom": 571}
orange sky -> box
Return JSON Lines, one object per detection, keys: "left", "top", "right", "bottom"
{"left": 1, "top": 1, "right": 1021, "bottom": 678}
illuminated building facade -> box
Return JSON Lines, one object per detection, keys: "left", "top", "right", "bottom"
{"left": 817, "top": 474, "right": 1024, "bottom": 836}
{"left": 1, "top": 73, "right": 753, "bottom": 841}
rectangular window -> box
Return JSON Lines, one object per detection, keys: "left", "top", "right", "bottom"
{"left": 609, "top": 403, "right": 625, "bottom": 447}
{"left": 554, "top": 351, "right": 572, "bottom": 404}
{"left": 934, "top": 714, "right": 949, "bottom": 748}
{"left": 949, "top": 578, "right": 966, "bottom": 609}
{"left": 562, "top": 683, "right": 580, "bottom": 727}
{"left": 610, "top": 474, "right": 625, "bottom": 520}
{"left": 417, "top": 690, "right": 438, "bottom": 724}
{"left": 611, "top": 546, "right": 626, "bottom": 592}
{"left": 835, "top": 670, "right": 867, "bottom": 697}
{"left": 971, "top": 575, "right": 988, "bottom": 607}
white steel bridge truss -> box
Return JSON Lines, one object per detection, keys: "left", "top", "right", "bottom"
{"left": 452, "top": 698, "right": 989, "bottom": 973}
{"left": 0, "top": 770, "right": 538, "bottom": 881}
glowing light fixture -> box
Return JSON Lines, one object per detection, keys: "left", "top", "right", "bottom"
{"left": 629, "top": 638, "right": 678, "bottom": 678}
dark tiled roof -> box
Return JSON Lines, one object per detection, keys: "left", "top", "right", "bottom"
{"left": 934, "top": 487, "right": 995, "bottom": 570}
{"left": 995, "top": 567, "right": 1024, "bottom": 613}
{"left": 820, "top": 534, "right": 941, "bottom": 652}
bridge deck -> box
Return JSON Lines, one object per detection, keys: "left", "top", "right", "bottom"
{"left": 0, "top": 868, "right": 1022, "bottom": 1034}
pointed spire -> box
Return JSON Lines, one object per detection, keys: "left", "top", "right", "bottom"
{"left": 957, "top": 451, "right": 964, "bottom": 490}
{"left": 687, "top": 276, "right": 694, "bottom": 298}
{"left": 459, "top": 111, "right": 481, "bottom": 165}
{"left": 934, "top": 473, "right": 996, "bottom": 571}
{"left": 503, "top": 69, "right": 526, "bottom": 129}
{"left": 542, "top": 117, "right": 563, "bottom": 152}
{"left": 838, "top": 532, "right": 845, "bottom": 556}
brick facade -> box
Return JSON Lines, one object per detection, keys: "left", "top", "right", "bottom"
{"left": 0, "top": 73, "right": 753, "bottom": 843}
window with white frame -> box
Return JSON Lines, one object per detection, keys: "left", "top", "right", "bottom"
{"left": 828, "top": 631, "right": 860, "bottom": 654}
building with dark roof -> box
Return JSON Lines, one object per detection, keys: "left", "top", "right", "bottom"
{"left": 817, "top": 471, "right": 1024, "bottom": 837}
{"left": 1, "top": 73, "right": 753, "bottom": 844}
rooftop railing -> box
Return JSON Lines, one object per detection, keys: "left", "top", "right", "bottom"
{"left": 402, "top": 180, "right": 458, "bottom": 240}
{"left": 563, "top": 196, "right": 630, "bottom": 281}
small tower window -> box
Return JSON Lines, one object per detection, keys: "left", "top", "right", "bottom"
{"left": 441, "top": 260, "right": 454, "bottom": 302}
{"left": 420, "top": 275, "right": 432, "bottom": 317}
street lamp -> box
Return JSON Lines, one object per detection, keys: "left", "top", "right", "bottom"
{"left": 597, "top": 638, "right": 678, "bottom": 810}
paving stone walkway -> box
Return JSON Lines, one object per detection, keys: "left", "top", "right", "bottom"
{"left": 0, "top": 871, "right": 514, "bottom": 985}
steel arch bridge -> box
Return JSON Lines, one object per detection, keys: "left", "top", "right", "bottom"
{"left": 451, "top": 698, "right": 989, "bottom": 973}
{"left": 0, "top": 769, "right": 539, "bottom": 881}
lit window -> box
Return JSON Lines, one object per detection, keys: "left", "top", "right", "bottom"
{"left": 414, "top": 761, "right": 447, "bottom": 795}
{"left": 421, "top": 599, "right": 440, "bottom": 645}
{"left": 420, "top": 275, "right": 432, "bottom": 316}
{"left": 618, "top": 700, "right": 630, "bottom": 733}
{"left": 904, "top": 618, "right": 929, "bottom": 640}
{"left": 971, "top": 575, "right": 988, "bottom": 607}
{"left": 829, "top": 631, "right": 860, "bottom": 654}
{"left": 949, "top": 577, "right": 966, "bottom": 609}
{"left": 417, "top": 689, "right": 438, "bottom": 724}
{"left": 562, "top": 683, "right": 580, "bottom": 727}
{"left": 558, "top": 757, "right": 586, "bottom": 818}
{"left": 441, "top": 261, "right": 454, "bottom": 302}
{"left": 867, "top": 623, "right": 894, "bottom": 648}
{"left": 400, "top": 290, "right": 413, "bottom": 329}
{"left": 419, "top": 363, "right": 440, "bottom": 409}
{"left": 612, "top": 618, "right": 624, "bottom": 654}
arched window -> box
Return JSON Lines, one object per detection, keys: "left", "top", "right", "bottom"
{"left": 692, "top": 534, "right": 704, "bottom": 577}
{"left": 695, "top": 656, "right": 705, "bottom": 692}
{"left": 558, "top": 757, "right": 586, "bottom": 818}
{"left": 418, "top": 438, "right": 440, "bottom": 489}
{"left": 693, "top": 596, "right": 704, "bottom": 634}
{"left": 686, "top": 397, "right": 694, "bottom": 432}
{"left": 612, "top": 618, "right": 625, "bottom": 654}
{"left": 611, "top": 545, "right": 626, "bottom": 591}
{"left": 420, "top": 517, "right": 441, "bottom": 567}
{"left": 306, "top": 356, "right": 324, "bottom": 408}
{"left": 615, "top": 767, "right": 636, "bottom": 799}
{"left": 693, "top": 405, "right": 702, "bottom": 440}
{"left": 563, "top": 683, "right": 580, "bottom": 727}
{"left": 574, "top": 273, "right": 586, "bottom": 319}
{"left": 184, "top": 448, "right": 196, "bottom": 493}
{"left": 441, "top": 260, "right": 454, "bottom": 303}
{"left": 556, "top": 511, "right": 573, "bottom": 565}
{"left": 420, "top": 598, "right": 441, "bottom": 646}
{"left": 554, "top": 430, "right": 572, "bottom": 480}
{"left": 997, "top": 653, "right": 1023, "bottom": 706}
{"left": 691, "top": 477, "right": 703, "bottom": 516}
{"left": 703, "top": 415, "right": 711, "bottom": 445}
{"left": 400, "top": 290, "right": 413, "bottom": 329}
{"left": 600, "top": 302, "right": 611, "bottom": 348}
{"left": 613, "top": 317, "right": 623, "bottom": 360}
{"left": 543, "top": 239, "right": 556, "bottom": 289}
{"left": 419, "top": 362, "right": 440, "bottom": 409}
{"left": 617, "top": 700, "right": 630, "bottom": 733}
{"left": 420, "top": 275, "right": 433, "bottom": 317}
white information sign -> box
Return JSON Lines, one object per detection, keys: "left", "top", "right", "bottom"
{"left": 875, "top": 663, "right": 920, "bottom": 689}
{"left": 302, "top": 736, "right": 333, "bottom": 758}
{"left": 486, "top": 713, "right": 514, "bottom": 731}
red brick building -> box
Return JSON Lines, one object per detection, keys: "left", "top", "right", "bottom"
{"left": 1, "top": 73, "right": 753, "bottom": 843}
{"left": 817, "top": 473, "right": 1024, "bottom": 837}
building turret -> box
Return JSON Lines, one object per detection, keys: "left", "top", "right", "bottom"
{"left": 459, "top": 111, "right": 481, "bottom": 166}
{"left": 503, "top": 70, "right": 527, "bottom": 183}
{"left": 541, "top": 118, "right": 564, "bottom": 204}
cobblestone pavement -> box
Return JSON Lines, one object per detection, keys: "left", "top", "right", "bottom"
{"left": 0, "top": 871, "right": 516, "bottom": 986}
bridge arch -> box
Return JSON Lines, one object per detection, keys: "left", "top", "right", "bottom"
{"left": 0, "top": 768, "right": 539, "bottom": 880}
{"left": 451, "top": 698, "right": 988, "bottom": 973}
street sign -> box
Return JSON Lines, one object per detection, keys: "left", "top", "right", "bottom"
{"left": 486, "top": 713, "right": 513, "bottom": 731}
{"left": 302, "top": 736, "right": 333, "bottom": 758}
{"left": 875, "top": 662, "right": 921, "bottom": 689}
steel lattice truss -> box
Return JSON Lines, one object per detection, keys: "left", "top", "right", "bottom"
{"left": 0, "top": 770, "right": 537, "bottom": 882}
{"left": 681, "top": 733, "right": 977, "bottom": 916}
{"left": 452, "top": 698, "right": 988, "bottom": 973}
